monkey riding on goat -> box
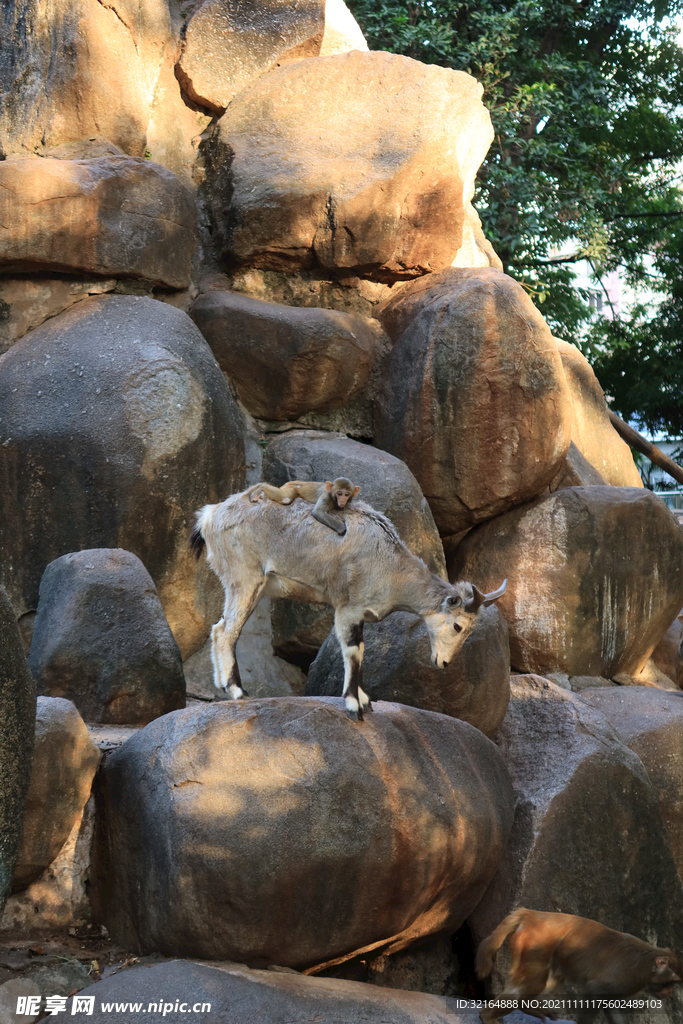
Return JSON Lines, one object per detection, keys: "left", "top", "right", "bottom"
{"left": 246, "top": 478, "right": 360, "bottom": 536}
{"left": 190, "top": 486, "right": 506, "bottom": 719}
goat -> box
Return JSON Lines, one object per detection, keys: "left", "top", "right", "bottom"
{"left": 190, "top": 491, "right": 506, "bottom": 721}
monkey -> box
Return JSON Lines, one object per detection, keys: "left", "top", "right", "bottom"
{"left": 245, "top": 478, "right": 361, "bottom": 536}
{"left": 476, "top": 907, "right": 683, "bottom": 1024}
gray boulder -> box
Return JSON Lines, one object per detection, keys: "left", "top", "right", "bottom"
{"left": 190, "top": 290, "right": 380, "bottom": 421}
{"left": 67, "top": 959, "right": 484, "bottom": 1023}
{"left": 306, "top": 605, "right": 510, "bottom": 738}
{"left": 469, "top": 674, "right": 683, "bottom": 1013}
{"left": 0, "top": 295, "right": 245, "bottom": 658}
{"left": 0, "top": 588, "right": 36, "bottom": 913}
{"left": 92, "top": 698, "right": 513, "bottom": 968}
{"left": 12, "top": 697, "right": 99, "bottom": 890}
{"left": 579, "top": 686, "right": 683, "bottom": 881}
{"left": 29, "top": 551, "right": 185, "bottom": 724}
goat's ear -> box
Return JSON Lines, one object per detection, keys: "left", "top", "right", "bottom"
{"left": 655, "top": 957, "right": 670, "bottom": 972}
{"left": 353, "top": 485, "right": 361, "bottom": 497}
{"left": 325, "top": 481, "right": 333, "bottom": 492}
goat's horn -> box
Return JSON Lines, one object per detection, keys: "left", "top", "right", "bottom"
{"left": 466, "top": 579, "right": 507, "bottom": 612}
{"left": 483, "top": 579, "right": 507, "bottom": 606}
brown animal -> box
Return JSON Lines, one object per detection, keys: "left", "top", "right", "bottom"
{"left": 476, "top": 907, "right": 683, "bottom": 1024}
{"left": 246, "top": 478, "right": 360, "bottom": 536}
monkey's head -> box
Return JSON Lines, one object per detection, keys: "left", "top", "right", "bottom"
{"left": 650, "top": 950, "right": 683, "bottom": 995}
{"left": 326, "top": 478, "right": 361, "bottom": 509}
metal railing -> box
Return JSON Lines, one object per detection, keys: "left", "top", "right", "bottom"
{"left": 654, "top": 490, "right": 683, "bottom": 509}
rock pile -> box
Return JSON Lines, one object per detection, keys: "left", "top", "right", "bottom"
{"left": 2, "top": 0, "right": 682, "bottom": 1017}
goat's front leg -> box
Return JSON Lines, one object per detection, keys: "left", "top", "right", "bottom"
{"left": 334, "top": 613, "right": 372, "bottom": 721}
{"left": 211, "top": 580, "right": 266, "bottom": 699}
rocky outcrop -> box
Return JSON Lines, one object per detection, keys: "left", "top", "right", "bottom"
{"left": 93, "top": 698, "right": 514, "bottom": 967}
{"left": 29, "top": 551, "right": 186, "bottom": 725}
{"left": 469, "top": 676, "right": 683, "bottom": 1003}
{"left": 0, "top": 295, "right": 245, "bottom": 658}
{"left": 204, "top": 51, "right": 494, "bottom": 280}
{"left": 548, "top": 440, "right": 607, "bottom": 490}
{"left": 177, "top": 0, "right": 325, "bottom": 114}
{"left": 320, "top": 0, "right": 369, "bottom": 55}
{"left": 0, "top": 156, "right": 196, "bottom": 289}
{"left": 579, "top": 686, "right": 683, "bottom": 879}
{"left": 66, "top": 960, "right": 482, "bottom": 1023}
{"left": 0, "top": 276, "right": 116, "bottom": 356}
{"left": 374, "top": 268, "right": 572, "bottom": 535}
{"left": 556, "top": 339, "right": 643, "bottom": 487}
{"left": 453, "top": 486, "right": 683, "bottom": 677}
{"left": 651, "top": 612, "right": 683, "bottom": 687}
{"left": 12, "top": 698, "right": 99, "bottom": 890}
{"left": 0, "top": 589, "right": 36, "bottom": 914}
{"left": 306, "top": 605, "right": 510, "bottom": 738}
{"left": 190, "top": 290, "right": 380, "bottom": 420}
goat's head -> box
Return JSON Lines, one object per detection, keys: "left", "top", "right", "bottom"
{"left": 424, "top": 579, "right": 507, "bottom": 669}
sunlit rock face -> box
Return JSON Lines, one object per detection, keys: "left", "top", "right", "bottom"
{"left": 374, "top": 268, "right": 572, "bottom": 536}
{"left": 555, "top": 338, "right": 643, "bottom": 487}
{"left": 11, "top": 697, "right": 99, "bottom": 892}
{"left": 452, "top": 486, "right": 683, "bottom": 678}
{"left": 0, "top": 156, "right": 196, "bottom": 289}
{"left": 203, "top": 51, "right": 494, "bottom": 281}
{"left": 0, "top": 295, "right": 245, "bottom": 658}
{"left": 177, "top": 0, "right": 326, "bottom": 114}
{"left": 93, "top": 698, "right": 514, "bottom": 968}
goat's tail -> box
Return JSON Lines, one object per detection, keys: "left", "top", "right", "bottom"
{"left": 476, "top": 908, "right": 528, "bottom": 979}
{"left": 189, "top": 504, "right": 216, "bottom": 561}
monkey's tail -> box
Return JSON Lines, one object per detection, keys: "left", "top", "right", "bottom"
{"left": 476, "top": 908, "right": 528, "bottom": 979}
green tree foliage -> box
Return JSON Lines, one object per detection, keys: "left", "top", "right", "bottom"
{"left": 348, "top": 0, "right": 683, "bottom": 433}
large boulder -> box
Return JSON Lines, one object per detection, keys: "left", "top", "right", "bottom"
{"left": 556, "top": 339, "right": 643, "bottom": 487}
{"left": 29, "top": 550, "right": 186, "bottom": 724}
{"left": 374, "top": 268, "right": 572, "bottom": 536}
{"left": 190, "top": 290, "right": 380, "bottom": 420}
{"left": 12, "top": 697, "right": 99, "bottom": 891}
{"left": 66, "top": 960, "right": 484, "bottom": 1024}
{"left": 0, "top": 295, "right": 245, "bottom": 658}
{"left": 0, "top": 156, "right": 196, "bottom": 289}
{"left": 306, "top": 605, "right": 510, "bottom": 738}
{"left": 204, "top": 51, "right": 493, "bottom": 280}
{"left": 0, "top": 275, "right": 116, "bottom": 356}
{"left": 261, "top": 430, "right": 447, "bottom": 664}
{"left": 320, "top": 0, "right": 369, "bottom": 55}
{"left": 0, "top": 589, "right": 36, "bottom": 913}
{"left": 579, "top": 687, "right": 683, "bottom": 880}
{"left": 469, "top": 675, "right": 683, "bottom": 1013}
{"left": 177, "top": 0, "right": 325, "bottom": 114}
{"left": 92, "top": 698, "right": 514, "bottom": 967}
{"left": 651, "top": 611, "right": 683, "bottom": 688}
{"left": 453, "top": 486, "right": 683, "bottom": 678}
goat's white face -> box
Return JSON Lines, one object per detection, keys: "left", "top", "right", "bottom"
{"left": 424, "top": 579, "right": 507, "bottom": 669}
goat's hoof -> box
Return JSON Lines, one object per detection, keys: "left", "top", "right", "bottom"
{"left": 345, "top": 709, "right": 359, "bottom": 723}
{"left": 362, "top": 701, "right": 373, "bottom": 713}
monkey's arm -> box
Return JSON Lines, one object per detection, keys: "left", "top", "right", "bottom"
{"left": 311, "top": 498, "right": 346, "bottom": 536}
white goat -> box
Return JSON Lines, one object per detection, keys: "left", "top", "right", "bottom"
{"left": 191, "top": 491, "right": 506, "bottom": 720}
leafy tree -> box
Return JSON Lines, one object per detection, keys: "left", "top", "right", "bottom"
{"left": 348, "top": 0, "right": 683, "bottom": 433}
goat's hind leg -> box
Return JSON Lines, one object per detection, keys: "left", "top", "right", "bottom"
{"left": 211, "top": 579, "right": 266, "bottom": 699}
{"left": 335, "top": 615, "right": 372, "bottom": 722}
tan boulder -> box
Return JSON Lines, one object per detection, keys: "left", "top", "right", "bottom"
{"left": 320, "top": 0, "right": 369, "bottom": 55}
{"left": 93, "top": 698, "right": 514, "bottom": 966}
{"left": 469, "top": 675, "right": 683, "bottom": 1007}
{"left": 205, "top": 51, "right": 493, "bottom": 280}
{"left": 547, "top": 440, "right": 607, "bottom": 491}
{"left": 374, "top": 268, "right": 572, "bottom": 535}
{"left": 556, "top": 339, "right": 643, "bottom": 486}
{"left": 12, "top": 698, "right": 100, "bottom": 891}
{"left": 579, "top": 686, "right": 683, "bottom": 879}
{"left": 177, "top": 0, "right": 325, "bottom": 114}
{"left": 452, "top": 486, "right": 683, "bottom": 678}
{"left": 0, "top": 277, "right": 116, "bottom": 355}
{"left": 0, "top": 0, "right": 173, "bottom": 157}
{"left": 0, "top": 156, "right": 196, "bottom": 289}
{"left": 190, "top": 290, "right": 381, "bottom": 420}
